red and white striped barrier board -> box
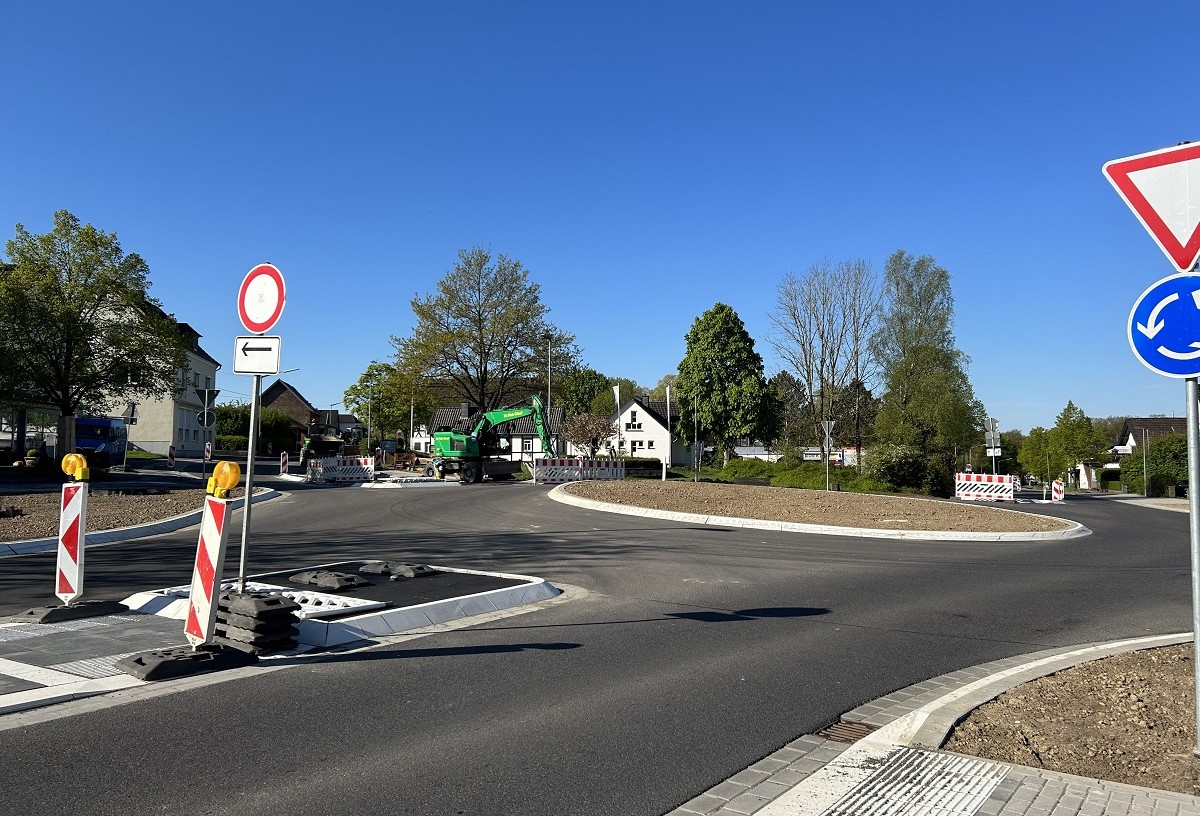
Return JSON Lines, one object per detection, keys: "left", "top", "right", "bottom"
{"left": 1052, "top": 480, "right": 1065, "bottom": 502}
{"left": 305, "top": 456, "right": 375, "bottom": 483}
{"left": 955, "top": 473, "right": 1014, "bottom": 502}
{"left": 533, "top": 458, "right": 583, "bottom": 484}
{"left": 533, "top": 458, "right": 626, "bottom": 484}
{"left": 580, "top": 459, "right": 625, "bottom": 480}
{"left": 280, "top": 451, "right": 289, "bottom": 475}
{"left": 55, "top": 483, "right": 89, "bottom": 605}
{"left": 184, "top": 496, "right": 234, "bottom": 648}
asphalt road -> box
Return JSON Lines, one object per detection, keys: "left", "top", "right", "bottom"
{"left": 0, "top": 482, "right": 1192, "bottom": 815}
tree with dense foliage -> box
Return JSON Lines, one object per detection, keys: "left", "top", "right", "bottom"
{"left": 675, "top": 303, "right": 780, "bottom": 467}
{"left": 770, "top": 258, "right": 880, "bottom": 448}
{"left": 557, "top": 367, "right": 611, "bottom": 417}
{"left": 1119, "top": 432, "right": 1187, "bottom": 496}
{"left": 1048, "top": 401, "right": 1112, "bottom": 471}
{"left": 870, "top": 251, "right": 984, "bottom": 495}
{"left": 0, "top": 211, "right": 191, "bottom": 454}
{"left": 648, "top": 374, "right": 677, "bottom": 401}
{"left": 591, "top": 376, "right": 642, "bottom": 415}
{"left": 343, "top": 361, "right": 418, "bottom": 445}
{"left": 830, "top": 378, "right": 878, "bottom": 464}
{"left": 560, "top": 413, "right": 616, "bottom": 457}
{"left": 769, "top": 370, "right": 808, "bottom": 453}
{"left": 390, "top": 247, "right": 576, "bottom": 411}
{"left": 1017, "top": 426, "right": 1069, "bottom": 485}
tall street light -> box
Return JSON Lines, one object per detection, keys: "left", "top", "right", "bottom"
{"left": 542, "top": 331, "right": 553, "bottom": 456}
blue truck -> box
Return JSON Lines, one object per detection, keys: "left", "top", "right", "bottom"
{"left": 75, "top": 416, "right": 128, "bottom": 469}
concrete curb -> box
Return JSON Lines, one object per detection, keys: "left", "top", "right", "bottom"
{"left": 0, "top": 489, "right": 282, "bottom": 559}
{"left": 548, "top": 484, "right": 1091, "bottom": 541}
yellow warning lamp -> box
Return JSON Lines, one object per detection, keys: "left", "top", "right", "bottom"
{"left": 61, "top": 453, "right": 89, "bottom": 481}
{"left": 209, "top": 460, "right": 241, "bottom": 498}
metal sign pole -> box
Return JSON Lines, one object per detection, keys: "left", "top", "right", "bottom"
{"left": 1187, "top": 377, "right": 1200, "bottom": 757}
{"left": 236, "top": 374, "right": 262, "bottom": 594}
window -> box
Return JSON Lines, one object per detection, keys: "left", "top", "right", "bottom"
{"left": 204, "top": 376, "right": 211, "bottom": 390}
{"left": 625, "top": 409, "right": 642, "bottom": 431}
{"left": 647, "top": 440, "right": 655, "bottom": 449}
{"left": 193, "top": 372, "right": 200, "bottom": 388}
{"left": 522, "top": 438, "right": 533, "bottom": 452}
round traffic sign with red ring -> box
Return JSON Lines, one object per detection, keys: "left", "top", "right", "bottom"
{"left": 238, "top": 263, "right": 286, "bottom": 334}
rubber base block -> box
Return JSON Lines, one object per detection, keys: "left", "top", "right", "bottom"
{"left": 114, "top": 644, "right": 258, "bottom": 681}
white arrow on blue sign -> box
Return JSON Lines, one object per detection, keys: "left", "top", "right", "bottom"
{"left": 1129, "top": 273, "right": 1200, "bottom": 377}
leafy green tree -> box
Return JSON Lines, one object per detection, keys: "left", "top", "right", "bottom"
{"left": 1018, "top": 426, "right": 1069, "bottom": 485}
{"left": 1119, "top": 433, "right": 1187, "bottom": 496}
{"left": 770, "top": 370, "right": 809, "bottom": 452}
{"left": 591, "top": 376, "right": 642, "bottom": 415}
{"left": 215, "top": 402, "right": 251, "bottom": 437}
{"left": 1047, "top": 401, "right": 1111, "bottom": 473}
{"left": 259, "top": 408, "right": 295, "bottom": 454}
{"left": 557, "top": 367, "right": 610, "bottom": 417}
{"left": 830, "top": 378, "right": 878, "bottom": 465}
{"left": 648, "top": 374, "right": 677, "bottom": 401}
{"left": 675, "top": 303, "right": 780, "bottom": 466}
{"left": 343, "top": 361, "right": 417, "bottom": 445}
{"left": 871, "top": 251, "right": 983, "bottom": 495}
{"left": 0, "top": 211, "right": 191, "bottom": 452}
{"left": 390, "top": 247, "right": 576, "bottom": 411}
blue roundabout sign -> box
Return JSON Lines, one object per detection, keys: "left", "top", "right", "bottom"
{"left": 1129, "top": 273, "right": 1200, "bottom": 377}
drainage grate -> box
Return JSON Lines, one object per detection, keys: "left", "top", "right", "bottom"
{"left": 816, "top": 719, "right": 880, "bottom": 744}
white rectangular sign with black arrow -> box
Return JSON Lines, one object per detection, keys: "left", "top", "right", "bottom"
{"left": 233, "top": 335, "right": 282, "bottom": 375}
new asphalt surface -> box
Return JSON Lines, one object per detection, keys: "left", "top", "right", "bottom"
{"left": 0, "top": 471, "right": 1195, "bottom": 815}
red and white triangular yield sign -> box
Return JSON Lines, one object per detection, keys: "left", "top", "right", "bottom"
{"left": 1103, "top": 142, "right": 1200, "bottom": 272}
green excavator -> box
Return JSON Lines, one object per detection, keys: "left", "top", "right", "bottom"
{"left": 426, "top": 394, "right": 552, "bottom": 484}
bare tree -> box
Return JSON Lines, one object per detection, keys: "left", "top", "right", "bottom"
{"left": 560, "top": 413, "right": 616, "bottom": 457}
{"left": 768, "top": 259, "right": 881, "bottom": 447}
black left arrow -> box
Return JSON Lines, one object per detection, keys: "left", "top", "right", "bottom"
{"left": 241, "top": 342, "right": 272, "bottom": 355}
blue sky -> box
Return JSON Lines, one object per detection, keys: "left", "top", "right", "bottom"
{"left": 3, "top": 2, "right": 1197, "bottom": 433}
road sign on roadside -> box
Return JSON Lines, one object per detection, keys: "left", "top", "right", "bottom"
{"left": 233, "top": 335, "right": 282, "bottom": 375}
{"left": 237, "top": 263, "right": 286, "bottom": 334}
{"left": 197, "top": 410, "right": 215, "bottom": 428}
{"left": 204, "top": 441, "right": 212, "bottom": 461}
{"left": 1128, "top": 272, "right": 1200, "bottom": 377}
{"left": 1103, "top": 142, "right": 1200, "bottom": 273}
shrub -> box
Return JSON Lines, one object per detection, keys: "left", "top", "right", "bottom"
{"left": 217, "top": 435, "right": 248, "bottom": 451}
{"left": 864, "top": 444, "right": 925, "bottom": 489}
{"left": 722, "top": 458, "right": 781, "bottom": 479}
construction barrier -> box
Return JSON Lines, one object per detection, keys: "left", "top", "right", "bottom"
{"left": 1052, "top": 479, "right": 1065, "bottom": 502}
{"left": 306, "top": 456, "right": 375, "bottom": 484}
{"left": 184, "top": 496, "right": 234, "bottom": 647}
{"left": 533, "top": 458, "right": 626, "bottom": 484}
{"left": 955, "top": 472, "right": 1014, "bottom": 502}
{"left": 56, "top": 482, "right": 88, "bottom": 605}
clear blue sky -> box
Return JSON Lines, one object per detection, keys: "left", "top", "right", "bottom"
{"left": 3, "top": 2, "right": 1196, "bottom": 433}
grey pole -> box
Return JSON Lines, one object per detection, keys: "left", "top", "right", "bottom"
{"left": 236, "top": 374, "right": 262, "bottom": 594}
{"left": 1186, "top": 378, "right": 1200, "bottom": 756}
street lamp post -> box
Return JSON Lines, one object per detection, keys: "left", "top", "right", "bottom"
{"left": 542, "top": 331, "right": 553, "bottom": 456}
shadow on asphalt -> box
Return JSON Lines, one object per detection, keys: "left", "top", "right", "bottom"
{"left": 667, "top": 606, "right": 831, "bottom": 623}
{"left": 310, "top": 642, "right": 583, "bottom": 663}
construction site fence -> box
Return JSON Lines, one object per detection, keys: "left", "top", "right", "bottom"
{"left": 307, "top": 456, "right": 375, "bottom": 483}
{"left": 533, "top": 458, "right": 626, "bottom": 484}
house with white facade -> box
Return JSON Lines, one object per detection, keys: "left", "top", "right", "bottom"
{"left": 587, "top": 397, "right": 695, "bottom": 466}
{"left": 126, "top": 322, "right": 221, "bottom": 457}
